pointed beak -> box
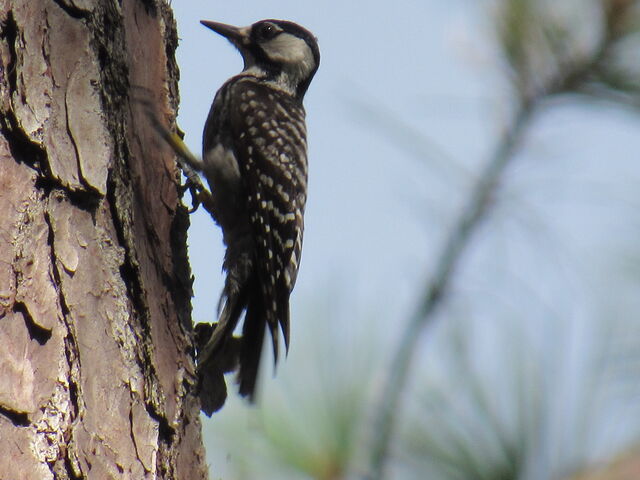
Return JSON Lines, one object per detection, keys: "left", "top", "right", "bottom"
{"left": 200, "top": 20, "right": 250, "bottom": 48}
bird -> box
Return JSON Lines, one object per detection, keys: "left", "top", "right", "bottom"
{"left": 193, "top": 19, "right": 320, "bottom": 403}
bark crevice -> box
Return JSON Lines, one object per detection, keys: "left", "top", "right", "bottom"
{"left": 0, "top": 404, "right": 30, "bottom": 426}
{"left": 50, "top": 0, "right": 91, "bottom": 20}
{"left": 14, "top": 301, "right": 52, "bottom": 345}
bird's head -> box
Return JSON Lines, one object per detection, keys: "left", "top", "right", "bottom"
{"left": 201, "top": 19, "right": 320, "bottom": 99}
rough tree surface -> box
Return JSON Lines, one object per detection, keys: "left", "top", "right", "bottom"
{"left": 0, "top": 0, "right": 208, "bottom": 478}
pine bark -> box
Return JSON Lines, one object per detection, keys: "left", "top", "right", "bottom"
{"left": 0, "top": 1, "right": 207, "bottom": 478}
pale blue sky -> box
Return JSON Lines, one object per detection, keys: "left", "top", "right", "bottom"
{"left": 172, "top": 2, "right": 640, "bottom": 478}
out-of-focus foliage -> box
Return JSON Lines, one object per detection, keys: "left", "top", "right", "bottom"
{"left": 393, "top": 302, "right": 640, "bottom": 479}
{"left": 204, "top": 298, "right": 386, "bottom": 479}
{"left": 495, "top": 0, "right": 640, "bottom": 103}
{"left": 366, "top": 1, "right": 640, "bottom": 478}
{"left": 201, "top": 1, "right": 640, "bottom": 479}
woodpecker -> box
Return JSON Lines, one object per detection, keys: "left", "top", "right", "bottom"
{"left": 194, "top": 19, "right": 320, "bottom": 401}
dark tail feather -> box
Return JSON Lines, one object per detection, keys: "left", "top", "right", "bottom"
{"left": 279, "top": 296, "right": 291, "bottom": 353}
{"left": 237, "top": 290, "right": 267, "bottom": 400}
{"left": 197, "top": 290, "right": 245, "bottom": 367}
{"left": 268, "top": 314, "right": 280, "bottom": 365}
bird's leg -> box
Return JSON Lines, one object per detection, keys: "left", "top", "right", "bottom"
{"left": 176, "top": 159, "right": 206, "bottom": 213}
{"left": 133, "top": 88, "right": 218, "bottom": 220}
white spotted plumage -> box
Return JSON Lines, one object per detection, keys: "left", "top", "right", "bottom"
{"left": 196, "top": 18, "right": 319, "bottom": 401}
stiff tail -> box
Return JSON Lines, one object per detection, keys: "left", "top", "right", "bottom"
{"left": 200, "top": 273, "right": 286, "bottom": 401}
{"left": 237, "top": 289, "right": 267, "bottom": 399}
{"left": 197, "top": 286, "right": 246, "bottom": 367}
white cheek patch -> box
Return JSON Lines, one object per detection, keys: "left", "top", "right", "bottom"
{"left": 262, "top": 33, "right": 315, "bottom": 76}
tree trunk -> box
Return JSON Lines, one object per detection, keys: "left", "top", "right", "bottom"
{"left": 0, "top": 1, "right": 207, "bottom": 478}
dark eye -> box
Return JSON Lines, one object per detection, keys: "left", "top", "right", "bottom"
{"left": 258, "top": 23, "right": 278, "bottom": 40}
